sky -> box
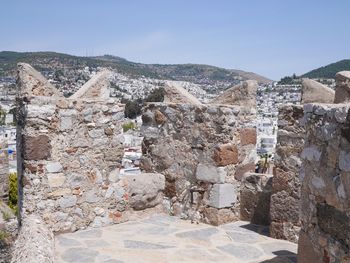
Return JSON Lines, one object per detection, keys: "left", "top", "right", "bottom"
{"left": 1, "top": 0, "right": 350, "bottom": 80}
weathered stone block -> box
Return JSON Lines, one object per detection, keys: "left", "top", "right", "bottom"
{"left": 209, "top": 183, "right": 236, "bottom": 209}
{"left": 203, "top": 207, "right": 238, "bottom": 226}
{"left": 213, "top": 144, "right": 238, "bottom": 166}
{"left": 240, "top": 128, "right": 257, "bottom": 146}
{"left": 24, "top": 135, "right": 51, "bottom": 160}
{"left": 124, "top": 173, "right": 165, "bottom": 210}
{"left": 46, "top": 162, "right": 63, "bottom": 173}
{"left": 195, "top": 163, "right": 226, "bottom": 183}
{"left": 47, "top": 173, "right": 65, "bottom": 188}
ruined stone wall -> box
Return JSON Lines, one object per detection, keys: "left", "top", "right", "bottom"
{"left": 0, "top": 140, "right": 9, "bottom": 203}
{"left": 270, "top": 104, "right": 304, "bottom": 243}
{"left": 141, "top": 102, "right": 256, "bottom": 224}
{"left": 298, "top": 103, "right": 350, "bottom": 262}
{"left": 17, "top": 96, "right": 132, "bottom": 232}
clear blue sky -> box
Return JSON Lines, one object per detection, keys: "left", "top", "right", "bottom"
{"left": 1, "top": 0, "right": 350, "bottom": 80}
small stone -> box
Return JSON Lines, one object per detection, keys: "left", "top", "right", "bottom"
{"left": 46, "top": 162, "right": 63, "bottom": 173}
{"left": 213, "top": 143, "right": 239, "bottom": 166}
{"left": 196, "top": 163, "right": 225, "bottom": 183}
{"left": 58, "top": 195, "right": 77, "bottom": 208}
{"left": 48, "top": 173, "right": 65, "bottom": 187}
{"left": 240, "top": 128, "right": 257, "bottom": 145}
{"left": 24, "top": 135, "right": 51, "bottom": 160}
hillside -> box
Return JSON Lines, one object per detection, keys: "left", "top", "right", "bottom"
{"left": 0, "top": 51, "right": 272, "bottom": 85}
{"left": 302, "top": 59, "right": 350, "bottom": 79}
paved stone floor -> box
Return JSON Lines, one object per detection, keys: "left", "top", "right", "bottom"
{"left": 55, "top": 215, "right": 297, "bottom": 263}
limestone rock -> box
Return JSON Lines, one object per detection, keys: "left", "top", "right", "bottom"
{"left": 334, "top": 71, "right": 350, "bottom": 103}
{"left": 203, "top": 207, "right": 238, "bottom": 226}
{"left": 163, "top": 81, "right": 202, "bottom": 105}
{"left": 70, "top": 69, "right": 112, "bottom": 100}
{"left": 17, "top": 63, "right": 62, "bottom": 97}
{"left": 210, "top": 80, "right": 257, "bottom": 107}
{"left": 196, "top": 163, "right": 226, "bottom": 183}
{"left": 124, "top": 173, "right": 165, "bottom": 210}
{"left": 301, "top": 78, "right": 335, "bottom": 104}
{"left": 208, "top": 183, "right": 236, "bottom": 209}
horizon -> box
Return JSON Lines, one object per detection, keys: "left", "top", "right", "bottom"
{"left": 1, "top": 0, "right": 350, "bottom": 80}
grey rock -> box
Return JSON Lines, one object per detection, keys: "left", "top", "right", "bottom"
{"left": 61, "top": 247, "right": 99, "bottom": 263}
{"left": 124, "top": 240, "right": 175, "bottom": 249}
{"left": 196, "top": 163, "right": 226, "bottom": 183}
{"left": 209, "top": 183, "right": 237, "bottom": 208}
{"left": 58, "top": 196, "right": 77, "bottom": 208}
{"left": 124, "top": 173, "right": 165, "bottom": 210}
{"left": 46, "top": 162, "right": 63, "bottom": 173}
{"left": 217, "top": 243, "right": 263, "bottom": 260}
{"left": 176, "top": 228, "right": 219, "bottom": 240}
{"left": 335, "top": 71, "right": 350, "bottom": 103}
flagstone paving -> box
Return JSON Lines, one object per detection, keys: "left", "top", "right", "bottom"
{"left": 55, "top": 215, "right": 297, "bottom": 263}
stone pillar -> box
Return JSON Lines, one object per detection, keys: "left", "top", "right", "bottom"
{"left": 334, "top": 71, "right": 350, "bottom": 103}
{"left": 0, "top": 140, "right": 9, "bottom": 202}
{"left": 298, "top": 103, "right": 350, "bottom": 262}
{"left": 270, "top": 105, "right": 304, "bottom": 243}
{"left": 240, "top": 172, "right": 272, "bottom": 225}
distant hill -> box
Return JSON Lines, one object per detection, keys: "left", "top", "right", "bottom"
{"left": 0, "top": 51, "right": 272, "bottom": 85}
{"left": 302, "top": 59, "right": 350, "bottom": 79}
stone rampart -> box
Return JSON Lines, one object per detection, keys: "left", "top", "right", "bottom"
{"left": 298, "top": 103, "right": 350, "bottom": 262}
{"left": 270, "top": 104, "right": 304, "bottom": 243}
{"left": 141, "top": 102, "right": 256, "bottom": 224}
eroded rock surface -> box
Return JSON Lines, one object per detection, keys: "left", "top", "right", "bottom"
{"left": 334, "top": 71, "right": 350, "bottom": 103}
{"left": 301, "top": 78, "right": 335, "bottom": 104}
{"left": 210, "top": 80, "right": 257, "bottom": 108}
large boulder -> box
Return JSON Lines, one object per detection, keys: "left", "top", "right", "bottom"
{"left": 210, "top": 80, "right": 257, "bottom": 107}
{"left": 124, "top": 173, "right": 165, "bottom": 210}
{"left": 17, "top": 63, "right": 62, "bottom": 97}
{"left": 301, "top": 78, "right": 335, "bottom": 104}
{"left": 334, "top": 71, "right": 350, "bottom": 103}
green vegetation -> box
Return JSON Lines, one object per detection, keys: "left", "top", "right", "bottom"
{"left": 1, "top": 211, "right": 11, "bottom": 222}
{"left": 124, "top": 99, "right": 142, "bottom": 119}
{"left": 144, "top": 87, "right": 165, "bottom": 102}
{"left": 8, "top": 172, "right": 18, "bottom": 213}
{"left": 122, "top": 122, "right": 136, "bottom": 132}
{"left": 0, "top": 230, "right": 9, "bottom": 241}
{"left": 278, "top": 73, "right": 298, "bottom": 85}
{"left": 302, "top": 59, "right": 350, "bottom": 79}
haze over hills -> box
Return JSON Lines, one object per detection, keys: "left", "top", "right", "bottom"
{"left": 0, "top": 51, "right": 272, "bottom": 85}
{"left": 302, "top": 59, "right": 350, "bottom": 79}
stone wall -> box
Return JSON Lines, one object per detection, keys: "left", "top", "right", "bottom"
{"left": 0, "top": 140, "right": 9, "bottom": 203}
{"left": 141, "top": 102, "right": 256, "bottom": 224}
{"left": 298, "top": 103, "right": 350, "bottom": 262}
{"left": 17, "top": 96, "right": 132, "bottom": 232}
{"left": 270, "top": 104, "right": 304, "bottom": 243}
{"left": 10, "top": 215, "right": 54, "bottom": 263}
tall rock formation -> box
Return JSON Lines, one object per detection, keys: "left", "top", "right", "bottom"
{"left": 210, "top": 80, "right": 257, "bottom": 108}
{"left": 301, "top": 78, "right": 335, "bottom": 104}
{"left": 17, "top": 63, "right": 62, "bottom": 97}
{"left": 334, "top": 71, "right": 350, "bottom": 103}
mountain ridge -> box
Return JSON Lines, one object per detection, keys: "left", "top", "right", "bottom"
{"left": 302, "top": 59, "right": 350, "bottom": 79}
{"left": 0, "top": 51, "right": 272, "bottom": 85}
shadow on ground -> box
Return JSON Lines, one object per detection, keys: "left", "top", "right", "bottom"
{"left": 259, "top": 250, "right": 297, "bottom": 263}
